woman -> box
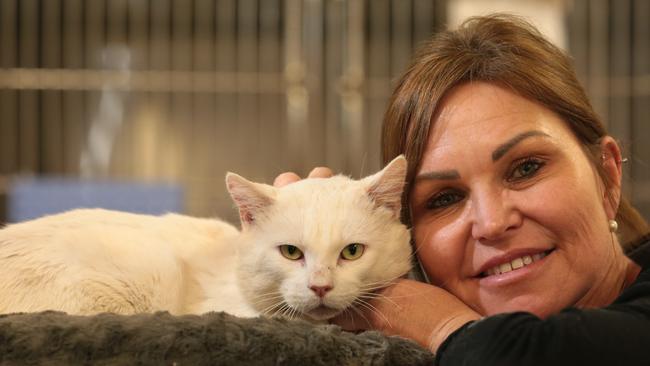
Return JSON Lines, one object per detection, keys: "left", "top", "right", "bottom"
{"left": 275, "top": 14, "right": 650, "bottom": 364}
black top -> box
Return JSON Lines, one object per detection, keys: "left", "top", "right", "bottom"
{"left": 435, "top": 235, "right": 650, "bottom": 366}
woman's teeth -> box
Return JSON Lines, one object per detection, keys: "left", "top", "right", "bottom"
{"left": 483, "top": 252, "right": 548, "bottom": 277}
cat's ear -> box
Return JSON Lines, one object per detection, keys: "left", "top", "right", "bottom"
{"left": 225, "top": 173, "right": 276, "bottom": 227}
{"left": 363, "top": 155, "right": 407, "bottom": 216}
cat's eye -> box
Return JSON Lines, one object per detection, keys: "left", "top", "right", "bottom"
{"left": 340, "top": 243, "right": 365, "bottom": 261}
{"left": 279, "top": 244, "right": 303, "bottom": 260}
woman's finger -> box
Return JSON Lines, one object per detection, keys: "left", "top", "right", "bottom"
{"left": 273, "top": 172, "right": 301, "bottom": 187}
{"left": 307, "top": 167, "right": 334, "bottom": 179}
{"left": 273, "top": 166, "right": 333, "bottom": 188}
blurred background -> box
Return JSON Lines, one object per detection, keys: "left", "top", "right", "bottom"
{"left": 0, "top": 0, "right": 648, "bottom": 225}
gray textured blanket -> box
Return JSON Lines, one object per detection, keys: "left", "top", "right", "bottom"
{"left": 0, "top": 311, "right": 434, "bottom": 365}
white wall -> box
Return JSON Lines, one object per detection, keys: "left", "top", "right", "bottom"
{"left": 447, "top": 0, "right": 568, "bottom": 49}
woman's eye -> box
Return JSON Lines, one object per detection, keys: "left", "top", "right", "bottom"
{"left": 279, "top": 244, "right": 303, "bottom": 260}
{"left": 509, "top": 158, "right": 544, "bottom": 181}
{"left": 426, "top": 190, "right": 464, "bottom": 210}
{"left": 340, "top": 243, "right": 365, "bottom": 260}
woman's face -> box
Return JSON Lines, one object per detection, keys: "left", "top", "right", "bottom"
{"left": 410, "top": 82, "right": 622, "bottom": 317}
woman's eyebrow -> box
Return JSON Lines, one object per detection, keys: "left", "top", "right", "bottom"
{"left": 491, "top": 130, "right": 550, "bottom": 161}
{"left": 415, "top": 130, "right": 550, "bottom": 182}
{"left": 415, "top": 169, "right": 460, "bottom": 182}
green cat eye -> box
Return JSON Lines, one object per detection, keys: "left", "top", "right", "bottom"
{"left": 279, "top": 244, "right": 304, "bottom": 260}
{"left": 340, "top": 243, "right": 365, "bottom": 261}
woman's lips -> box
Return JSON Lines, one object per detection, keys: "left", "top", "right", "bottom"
{"left": 476, "top": 249, "right": 555, "bottom": 278}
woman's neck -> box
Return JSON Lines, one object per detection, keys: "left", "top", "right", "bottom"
{"left": 576, "top": 253, "right": 641, "bottom": 309}
{"left": 622, "top": 258, "right": 642, "bottom": 291}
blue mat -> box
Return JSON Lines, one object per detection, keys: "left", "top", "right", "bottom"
{"left": 7, "top": 177, "right": 184, "bottom": 222}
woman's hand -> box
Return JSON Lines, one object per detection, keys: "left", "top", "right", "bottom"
{"left": 331, "top": 278, "right": 481, "bottom": 353}
{"left": 273, "top": 167, "right": 334, "bottom": 187}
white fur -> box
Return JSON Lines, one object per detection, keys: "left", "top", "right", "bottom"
{"left": 0, "top": 157, "right": 412, "bottom": 320}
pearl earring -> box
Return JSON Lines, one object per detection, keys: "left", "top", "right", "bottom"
{"left": 608, "top": 219, "right": 618, "bottom": 233}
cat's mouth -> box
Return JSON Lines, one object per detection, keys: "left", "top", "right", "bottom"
{"left": 304, "top": 305, "right": 341, "bottom": 321}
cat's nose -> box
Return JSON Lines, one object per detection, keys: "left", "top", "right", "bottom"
{"left": 309, "top": 285, "right": 332, "bottom": 298}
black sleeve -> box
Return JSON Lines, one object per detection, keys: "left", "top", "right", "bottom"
{"left": 435, "top": 273, "right": 650, "bottom": 366}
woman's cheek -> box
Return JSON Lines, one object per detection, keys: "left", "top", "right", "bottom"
{"left": 519, "top": 172, "right": 602, "bottom": 240}
{"left": 414, "top": 218, "right": 463, "bottom": 285}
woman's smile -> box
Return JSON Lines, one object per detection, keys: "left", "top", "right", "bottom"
{"left": 475, "top": 248, "right": 555, "bottom": 287}
{"left": 476, "top": 248, "right": 553, "bottom": 278}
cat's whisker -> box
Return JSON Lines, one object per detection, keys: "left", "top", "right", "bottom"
{"left": 248, "top": 291, "right": 285, "bottom": 302}
{"left": 333, "top": 278, "right": 399, "bottom": 297}
{"left": 356, "top": 283, "right": 388, "bottom": 292}
{"left": 372, "top": 292, "right": 422, "bottom": 300}
{"left": 357, "top": 291, "right": 383, "bottom": 300}
{"left": 250, "top": 291, "right": 288, "bottom": 313}
{"left": 261, "top": 301, "right": 283, "bottom": 314}
{"left": 255, "top": 295, "right": 283, "bottom": 308}
{"left": 252, "top": 297, "right": 285, "bottom": 310}
{"left": 252, "top": 298, "right": 285, "bottom": 311}
{"left": 350, "top": 304, "right": 372, "bottom": 328}
{"left": 358, "top": 275, "right": 405, "bottom": 290}
{"left": 268, "top": 302, "right": 291, "bottom": 318}
{"left": 359, "top": 282, "right": 396, "bottom": 292}
{"left": 277, "top": 303, "right": 293, "bottom": 319}
{"left": 274, "top": 301, "right": 296, "bottom": 320}
{"left": 284, "top": 305, "right": 297, "bottom": 320}
{"left": 359, "top": 297, "right": 392, "bottom": 321}
{"left": 280, "top": 305, "right": 291, "bottom": 319}
{"left": 360, "top": 281, "right": 432, "bottom": 303}
{"left": 288, "top": 305, "right": 300, "bottom": 321}
{"left": 333, "top": 277, "right": 406, "bottom": 313}
{"left": 359, "top": 292, "right": 399, "bottom": 308}
{"left": 284, "top": 305, "right": 293, "bottom": 320}
{"left": 352, "top": 300, "right": 374, "bottom": 316}
{"left": 251, "top": 293, "right": 285, "bottom": 302}
{"left": 353, "top": 298, "right": 392, "bottom": 330}
{"left": 260, "top": 301, "right": 285, "bottom": 317}
{"left": 343, "top": 308, "right": 354, "bottom": 325}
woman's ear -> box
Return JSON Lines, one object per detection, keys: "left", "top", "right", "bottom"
{"left": 599, "top": 136, "right": 623, "bottom": 220}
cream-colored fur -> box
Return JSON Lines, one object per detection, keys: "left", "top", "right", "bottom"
{"left": 0, "top": 156, "right": 412, "bottom": 320}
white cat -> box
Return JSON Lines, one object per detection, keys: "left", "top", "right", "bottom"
{"left": 0, "top": 156, "right": 412, "bottom": 321}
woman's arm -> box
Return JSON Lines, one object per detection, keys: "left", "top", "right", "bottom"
{"left": 438, "top": 305, "right": 650, "bottom": 365}
{"left": 335, "top": 273, "right": 650, "bottom": 365}
{"left": 331, "top": 278, "right": 481, "bottom": 353}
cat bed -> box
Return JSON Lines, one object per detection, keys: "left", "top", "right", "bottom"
{"left": 0, "top": 311, "right": 435, "bottom": 365}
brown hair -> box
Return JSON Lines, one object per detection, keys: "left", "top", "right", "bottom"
{"left": 381, "top": 14, "right": 649, "bottom": 248}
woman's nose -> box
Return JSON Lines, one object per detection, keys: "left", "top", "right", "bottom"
{"left": 470, "top": 188, "right": 520, "bottom": 242}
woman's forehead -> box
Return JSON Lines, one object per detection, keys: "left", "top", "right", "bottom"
{"left": 427, "top": 84, "right": 572, "bottom": 148}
